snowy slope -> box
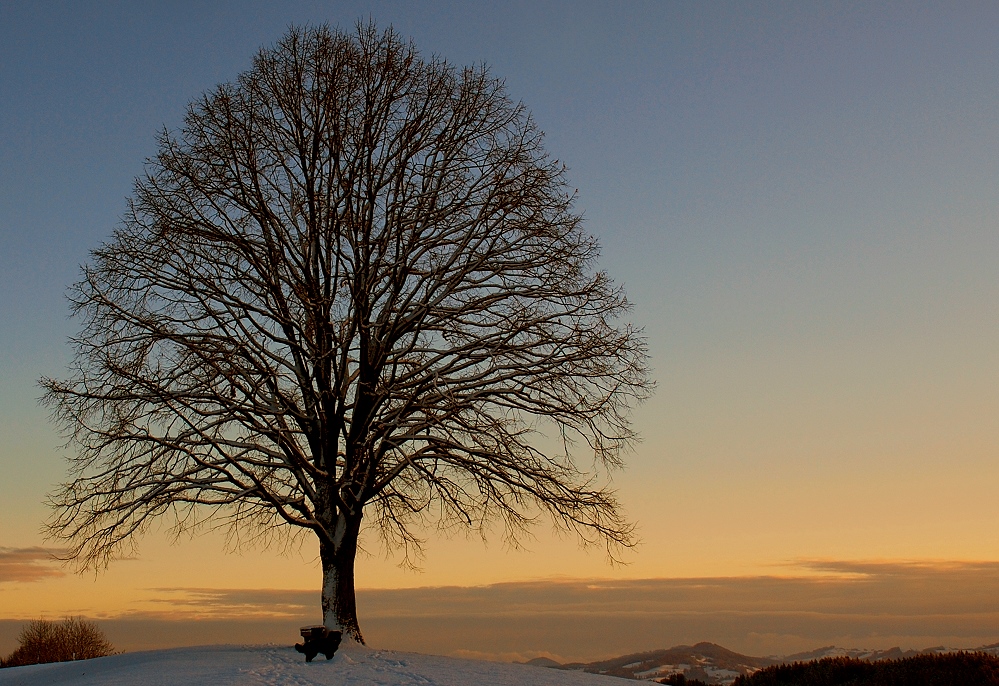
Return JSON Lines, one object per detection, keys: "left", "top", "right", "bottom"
{"left": 0, "top": 643, "right": 631, "bottom": 686}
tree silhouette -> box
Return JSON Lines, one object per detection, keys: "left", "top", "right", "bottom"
{"left": 1, "top": 618, "right": 114, "bottom": 667}
{"left": 42, "top": 23, "right": 651, "bottom": 641}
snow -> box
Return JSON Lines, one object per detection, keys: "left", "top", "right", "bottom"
{"left": 704, "top": 667, "right": 740, "bottom": 680}
{"left": 0, "top": 643, "right": 631, "bottom": 686}
{"left": 634, "top": 664, "right": 679, "bottom": 679}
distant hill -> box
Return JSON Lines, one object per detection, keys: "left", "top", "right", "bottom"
{"left": 534, "top": 642, "right": 999, "bottom": 685}
{"left": 556, "top": 642, "right": 775, "bottom": 683}
{"left": 781, "top": 642, "right": 999, "bottom": 662}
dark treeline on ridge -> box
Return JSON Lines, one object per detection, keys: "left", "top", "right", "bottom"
{"left": 732, "top": 652, "right": 999, "bottom": 686}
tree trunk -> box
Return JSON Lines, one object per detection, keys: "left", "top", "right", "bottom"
{"left": 320, "top": 512, "right": 364, "bottom": 643}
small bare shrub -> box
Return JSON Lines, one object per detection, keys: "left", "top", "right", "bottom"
{"left": 1, "top": 617, "right": 114, "bottom": 668}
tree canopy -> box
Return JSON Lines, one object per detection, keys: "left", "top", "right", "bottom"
{"left": 42, "top": 23, "right": 652, "bottom": 640}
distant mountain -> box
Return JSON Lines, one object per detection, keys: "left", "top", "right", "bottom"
{"left": 779, "top": 643, "right": 999, "bottom": 663}
{"left": 556, "top": 642, "right": 776, "bottom": 684}
{"left": 531, "top": 642, "right": 999, "bottom": 685}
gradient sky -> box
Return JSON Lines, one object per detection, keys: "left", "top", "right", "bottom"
{"left": 3, "top": 0, "right": 999, "bottom": 658}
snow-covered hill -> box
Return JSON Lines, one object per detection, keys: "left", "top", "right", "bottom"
{"left": 7, "top": 641, "right": 999, "bottom": 686}
{"left": 0, "top": 643, "right": 630, "bottom": 686}
{"left": 559, "top": 642, "right": 772, "bottom": 683}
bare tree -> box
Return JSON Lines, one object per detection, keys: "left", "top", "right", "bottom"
{"left": 42, "top": 23, "right": 651, "bottom": 642}
{"left": 2, "top": 618, "right": 115, "bottom": 667}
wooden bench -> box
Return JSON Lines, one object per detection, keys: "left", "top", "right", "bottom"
{"left": 294, "top": 625, "right": 343, "bottom": 662}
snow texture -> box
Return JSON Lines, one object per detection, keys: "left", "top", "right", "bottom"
{"left": 0, "top": 643, "right": 630, "bottom": 685}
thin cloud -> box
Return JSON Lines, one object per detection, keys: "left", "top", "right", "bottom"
{"left": 348, "top": 570, "right": 999, "bottom": 660}
{"left": 139, "top": 587, "right": 316, "bottom": 619}
{"left": 792, "top": 559, "right": 999, "bottom": 578}
{"left": 0, "top": 547, "right": 66, "bottom": 583}
{"left": 25, "top": 562, "right": 999, "bottom": 661}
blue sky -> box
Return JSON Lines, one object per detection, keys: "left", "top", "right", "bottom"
{"left": 4, "top": 0, "right": 999, "bottom": 654}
